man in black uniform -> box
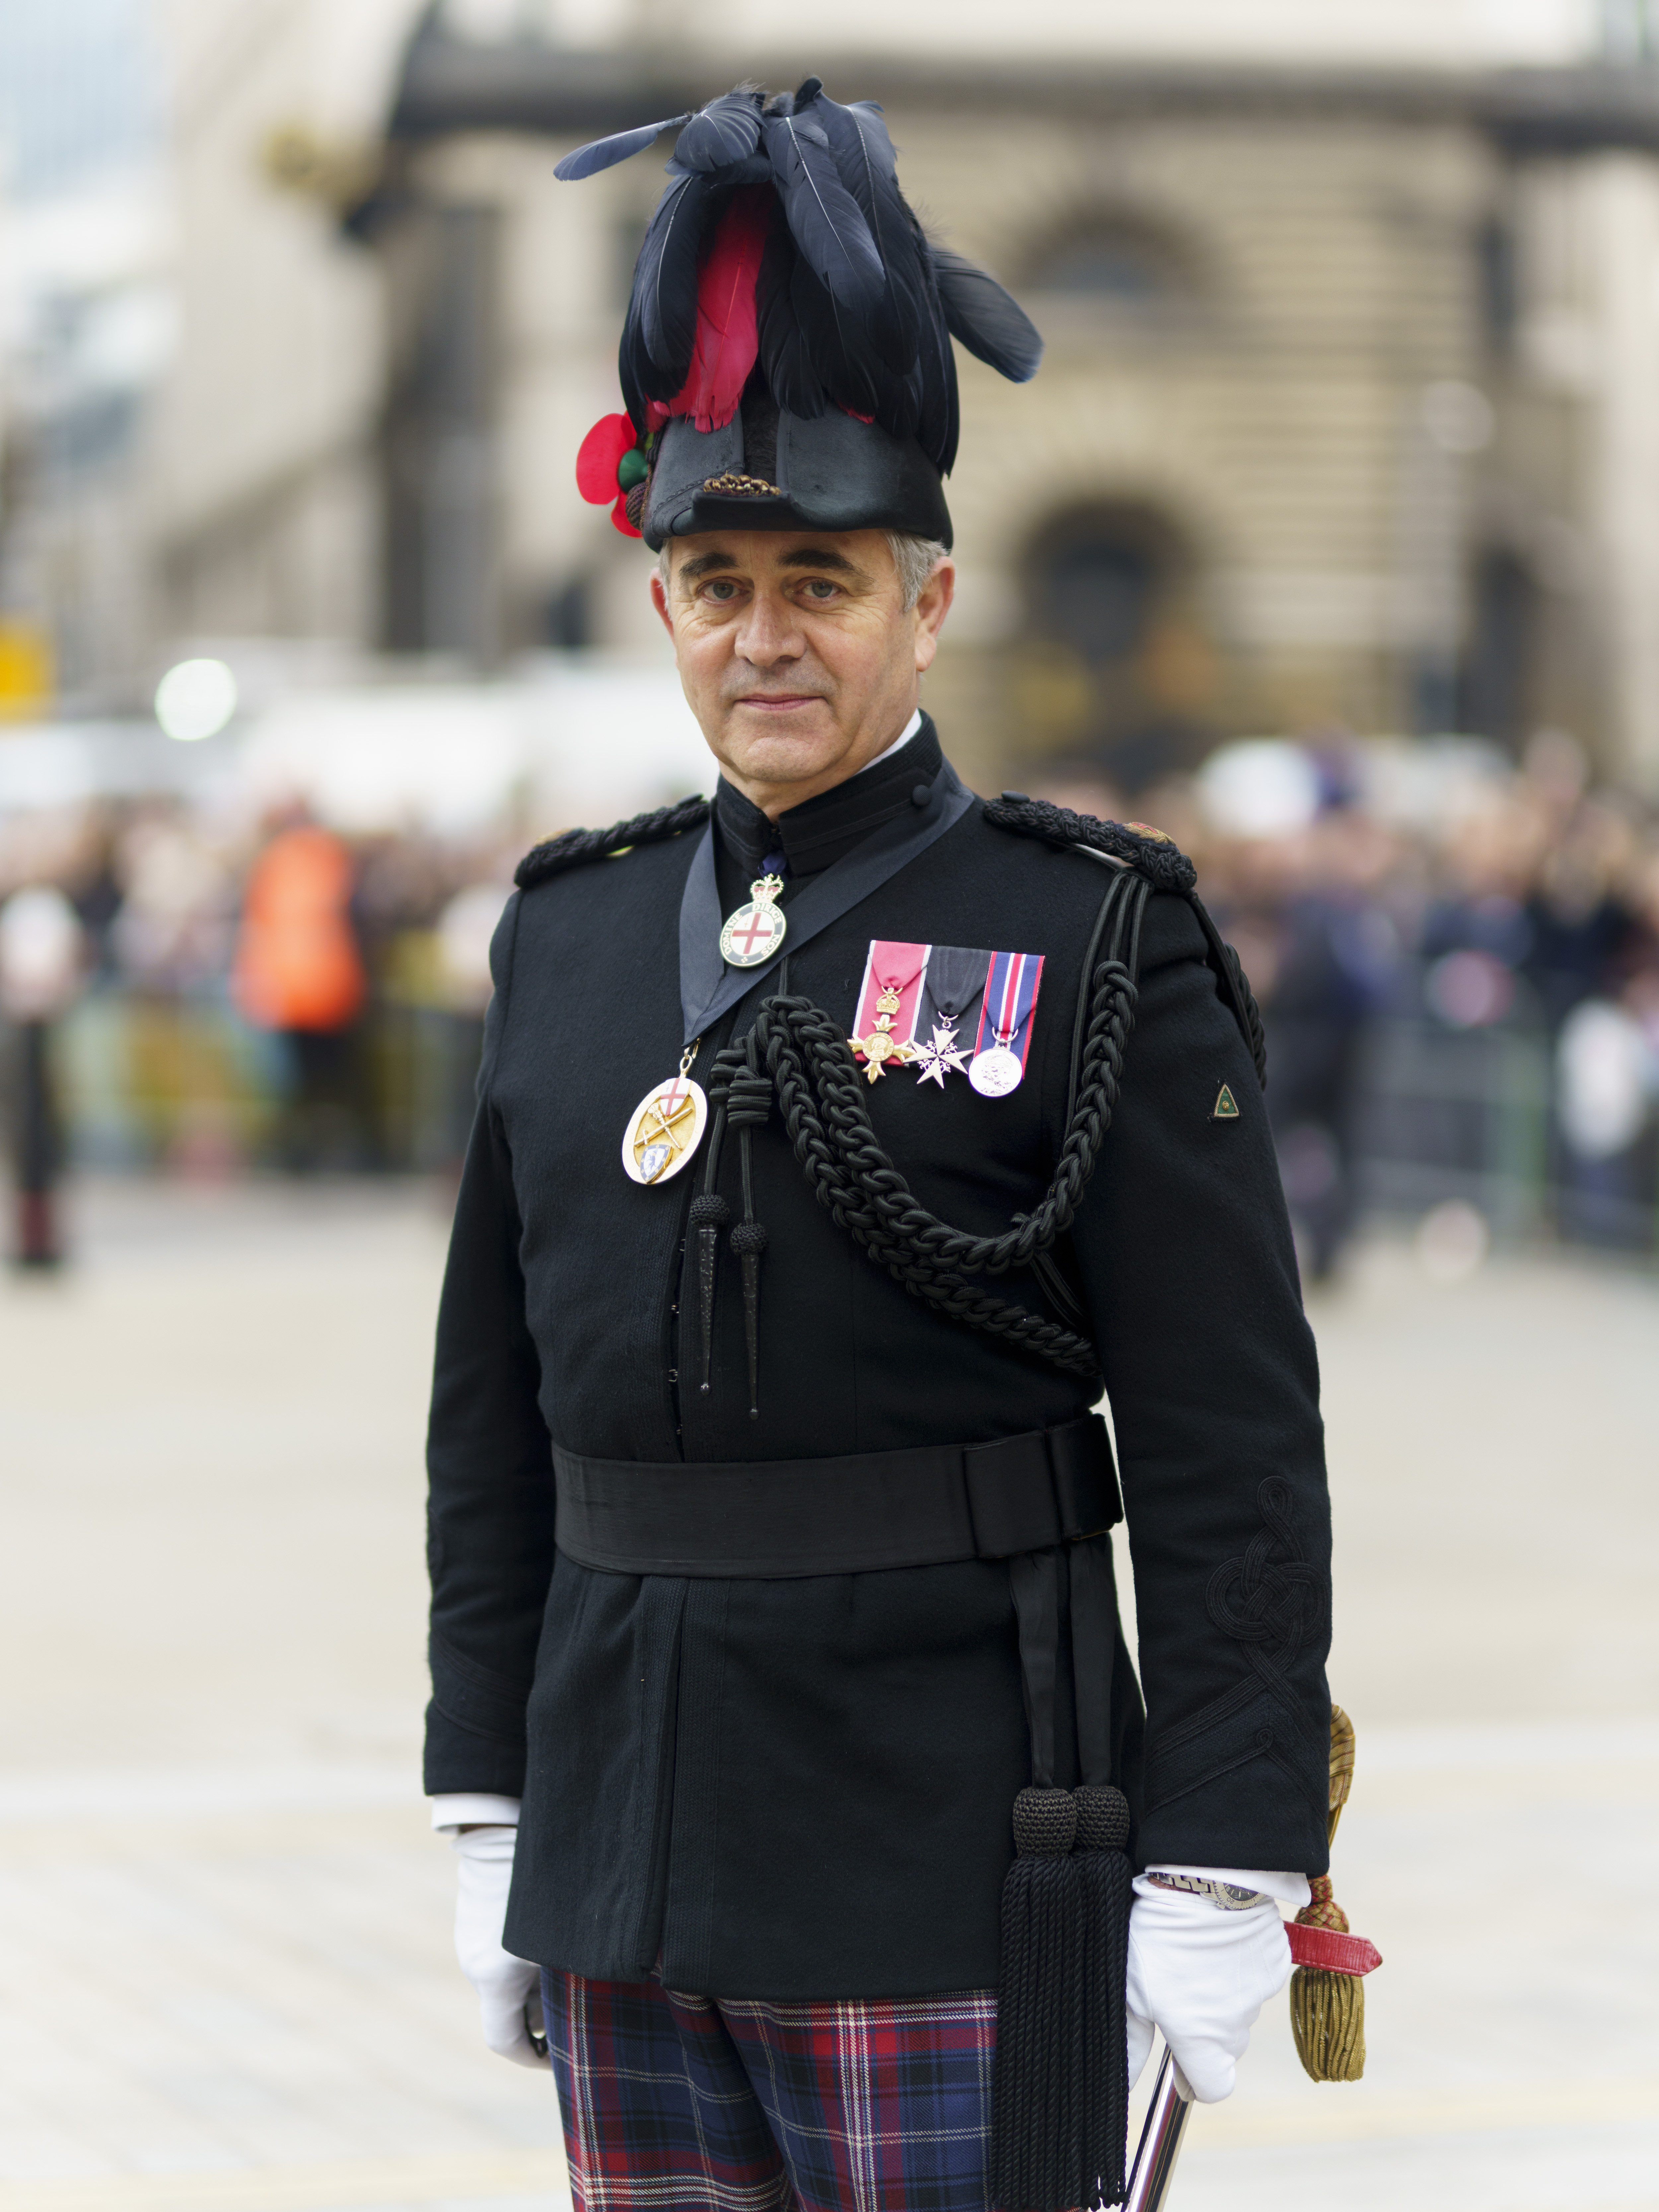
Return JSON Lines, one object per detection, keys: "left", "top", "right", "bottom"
{"left": 428, "top": 81, "right": 1332, "bottom": 2212}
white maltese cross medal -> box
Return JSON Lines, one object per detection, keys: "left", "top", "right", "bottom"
{"left": 719, "top": 874, "right": 787, "bottom": 968}
{"left": 912, "top": 1021, "right": 970, "bottom": 1089}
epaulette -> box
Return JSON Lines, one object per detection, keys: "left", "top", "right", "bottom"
{"left": 984, "top": 792, "right": 1265, "bottom": 1089}
{"left": 982, "top": 793, "right": 1198, "bottom": 894}
{"left": 515, "top": 795, "right": 710, "bottom": 891}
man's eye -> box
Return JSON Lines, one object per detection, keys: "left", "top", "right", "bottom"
{"left": 703, "top": 580, "right": 740, "bottom": 602}
{"left": 803, "top": 580, "right": 837, "bottom": 600}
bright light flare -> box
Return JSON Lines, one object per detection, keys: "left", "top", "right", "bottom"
{"left": 155, "top": 658, "right": 238, "bottom": 742}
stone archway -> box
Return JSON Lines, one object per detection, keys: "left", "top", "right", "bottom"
{"left": 1016, "top": 499, "right": 1216, "bottom": 792}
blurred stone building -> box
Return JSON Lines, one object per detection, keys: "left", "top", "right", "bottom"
{"left": 47, "top": 3, "right": 1659, "bottom": 792}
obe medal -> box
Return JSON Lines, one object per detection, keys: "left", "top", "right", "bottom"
{"left": 622, "top": 1048, "right": 708, "bottom": 1185}
{"left": 849, "top": 980, "right": 920, "bottom": 1084}
{"left": 969, "top": 1043, "right": 1025, "bottom": 1098}
{"left": 719, "top": 874, "right": 787, "bottom": 968}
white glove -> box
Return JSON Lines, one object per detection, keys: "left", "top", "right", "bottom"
{"left": 1125, "top": 1876, "right": 1293, "bottom": 2103}
{"left": 450, "top": 1824, "right": 546, "bottom": 2067}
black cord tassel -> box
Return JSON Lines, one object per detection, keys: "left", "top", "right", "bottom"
{"left": 729, "top": 1219, "right": 767, "bottom": 1417}
{"left": 1074, "top": 1784, "right": 1133, "bottom": 2208}
{"left": 989, "top": 1787, "right": 1087, "bottom": 2212}
{"left": 688, "top": 1192, "right": 729, "bottom": 1393}
{"left": 723, "top": 1031, "right": 772, "bottom": 1421}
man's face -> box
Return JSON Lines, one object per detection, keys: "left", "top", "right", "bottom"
{"left": 650, "top": 530, "right": 954, "bottom": 817}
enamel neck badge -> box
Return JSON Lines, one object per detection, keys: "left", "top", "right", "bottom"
{"left": 719, "top": 874, "right": 787, "bottom": 968}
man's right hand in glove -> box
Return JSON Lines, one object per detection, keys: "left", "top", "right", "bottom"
{"left": 448, "top": 1822, "right": 546, "bottom": 2067}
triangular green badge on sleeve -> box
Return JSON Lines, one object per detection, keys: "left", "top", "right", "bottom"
{"left": 1212, "top": 1084, "right": 1240, "bottom": 1120}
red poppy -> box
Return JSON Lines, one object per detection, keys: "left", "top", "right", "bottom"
{"left": 610, "top": 494, "right": 642, "bottom": 538}
{"left": 576, "top": 412, "right": 636, "bottom": 504}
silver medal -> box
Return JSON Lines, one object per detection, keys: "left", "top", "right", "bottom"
{"left": 968, "top": 1044, "right": 1024, "bottom": 1098}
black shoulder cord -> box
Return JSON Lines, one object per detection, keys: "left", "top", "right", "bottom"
{"left": 674, "top": 856, "right": 1261, "bottom": 1404}
{"left": 1186, "top": 892, "right": 1268, "bottom": 1092}
{"left": 743, "top": 872, "right": 1153, "bottom": 1387}
{"left": 1027, "top": 860, "right": 1138, "bottom": 1336}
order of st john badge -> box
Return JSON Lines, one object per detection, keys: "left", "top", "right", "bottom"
{"left": 621, "top": 1057, "right": 708, "bottom": 1185}
{"left": 719, "top": 874, "right": 788, "bottom": 968}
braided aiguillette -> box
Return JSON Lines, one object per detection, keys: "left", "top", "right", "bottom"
{"left": 740, "top": 876, "right": 1149, "bottom": 1381}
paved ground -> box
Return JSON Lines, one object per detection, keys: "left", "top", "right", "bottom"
{"left": 1, "top": 1179, "right": 1655, "bottom": 2212}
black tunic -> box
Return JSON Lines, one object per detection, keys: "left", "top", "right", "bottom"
{"left": 424, "top": 721, "right": 1332, "bottom": 1998}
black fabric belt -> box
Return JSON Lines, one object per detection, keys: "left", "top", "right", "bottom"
{"left": 550, "top": 1414, "right": 1120, "bottom": 1580}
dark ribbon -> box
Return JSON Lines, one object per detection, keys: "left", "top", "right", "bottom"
{"left": 1009, "top": 1551, "right": 1063, "bottom": 1791}
{"left": 1009, "top": 1534, "right": 1120, "bottom": 1793}
{"left": 916, "top": 943, "right": 991, "bottom": 1037}
{"left": 1068, "top": 1534, "right": 1118, "bottom": 1790}
{"left": 677, "top": 760, "right": 976, "bottom": 1048}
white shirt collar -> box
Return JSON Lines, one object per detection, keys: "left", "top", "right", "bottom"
{"left": 863, "top": 707, "right": 923, "bottom": 773}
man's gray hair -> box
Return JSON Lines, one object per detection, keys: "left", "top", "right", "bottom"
{"left": 885, "top": 532, "right": 948, "bottom": 610}
{"left": 656, "top": 532, "right": 946, "bottom": 609}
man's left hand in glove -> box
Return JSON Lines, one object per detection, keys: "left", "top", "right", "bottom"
{"left": 1125, "top": 1866, "right": 1310, "bottom": 2103}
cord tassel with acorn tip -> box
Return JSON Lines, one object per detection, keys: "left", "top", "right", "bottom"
{"left": 725, "top": 1033, "right": 772, "bottom": 1419}
{"left": 1289, "top": 1702, "right": 1382, "bottom": 2082}
{"left": 688, "top": 1190, "right": 729, "bottom": 1395}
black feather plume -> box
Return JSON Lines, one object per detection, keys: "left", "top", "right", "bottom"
{"left": 789, "top": 257, "right": 882, "bottom": 422}
{"left": 563, "top": 76, "right": 1040, "bottom": 473}
{"left": 673, "top": 88, "right": 764, "bottom": 172}
{"left": 931, "top": 247, "right": 1045, "bottom": 382}
{"left": 914, "top": 239, "right": 962, "bottom": 475}
{"left": 554, "top": 113, "right": 692, "bottom": 181}
{"left": 756, "top": 209, "right": 825, "bottom": 420}
{"left": 759, "top": 109, "right": 886, "bottom": 318}
{"left": 625, "top": 173, "right": 716, "bottom": 396}
{"left": 810, "top": 94, "right": 922, "bottom": 374}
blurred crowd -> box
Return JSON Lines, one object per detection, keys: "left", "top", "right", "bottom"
{"left": 3, "top": 726, "right": 1659, "bottom": 1272}
{"left": 0, "top": 796, "right": 519, "bottom": 1234}
{"left": 1039, "top": 727, "right": 1659, "bottom": 1273}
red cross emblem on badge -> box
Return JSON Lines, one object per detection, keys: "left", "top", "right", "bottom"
{"left": 727, "top": 909, "right": 776, "bottom": 958}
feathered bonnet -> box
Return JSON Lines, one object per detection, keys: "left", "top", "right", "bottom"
{"left": 559, "top": 78, "right": 1043, "bottom": 551}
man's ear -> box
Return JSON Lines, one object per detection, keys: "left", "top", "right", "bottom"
{"left": 650, "top": 570, "right": 674, "bottom": 636}
{"left": 913, "top": 558, "right": 955, "bottom": 674}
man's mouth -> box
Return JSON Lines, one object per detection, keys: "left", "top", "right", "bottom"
{"left": 734, "top": 693, "right": 824, "bottom": 713}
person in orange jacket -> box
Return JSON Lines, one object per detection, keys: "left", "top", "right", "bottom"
{"left": 234, "top": 814, "right": 367, "bottom": 1170}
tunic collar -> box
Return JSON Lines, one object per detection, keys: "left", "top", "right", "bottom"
{"left": 713, "top": 715, "right": 944, "bottom": 882}
{"left": 678, "top": 715, "right": 974, "bottom": 1049}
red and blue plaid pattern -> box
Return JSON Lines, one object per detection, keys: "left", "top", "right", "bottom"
{"left": 543, "top": 1969, "right": 998, "bottom": 2212}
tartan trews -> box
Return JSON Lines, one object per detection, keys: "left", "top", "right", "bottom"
{"left": 543, "top": 1969, "right": 999, "bottom": 2212}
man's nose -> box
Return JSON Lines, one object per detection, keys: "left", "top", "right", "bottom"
{"left": 734, "top": 590, "right": 804, "bottom": 666}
